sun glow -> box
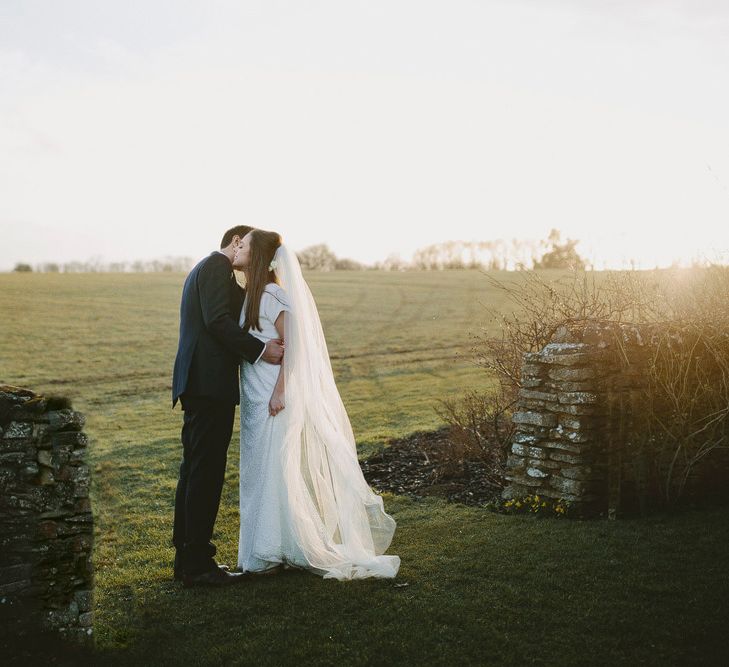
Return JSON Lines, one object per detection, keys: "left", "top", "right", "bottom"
{"left": 1, "top": 1, "right": 728, "bottom": 270}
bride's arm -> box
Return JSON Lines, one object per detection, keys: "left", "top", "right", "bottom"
{"left": 268, "top": 311, "right": 286, "bottom": 417}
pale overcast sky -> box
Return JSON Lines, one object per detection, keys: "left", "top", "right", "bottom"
{"left": 1, "top": 0, "right": 728, "bottom": 269}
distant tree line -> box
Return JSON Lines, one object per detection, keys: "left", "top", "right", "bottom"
{"left": 295, "top": 244, "right": 368, "bottom": 271}
{"left": 12, "top": 230, "right": 588, "bottom": 273}
{"left": 411, "top": 229, "right": 586, "bottom": 271}
{"left": 12, "top": 257, "right": 196, "bottom": 273}
{"left": 296, "top": 230, "right": 586, "bottom": 272}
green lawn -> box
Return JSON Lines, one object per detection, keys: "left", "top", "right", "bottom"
{"left": 1, "top": 270, "right": 727, "bottom": 666}
{"left": 0, "top": 270, "right": 506, "bottom": 445}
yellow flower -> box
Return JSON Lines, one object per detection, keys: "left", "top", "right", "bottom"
{"left": 515, "top": 501, "right": 522, "bottom": 508}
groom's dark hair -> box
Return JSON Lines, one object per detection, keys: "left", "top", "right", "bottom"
{"left": 220, "top": 225, "right": 254, "bottom": 249}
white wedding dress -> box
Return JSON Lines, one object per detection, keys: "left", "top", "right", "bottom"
{"left": 237, "top": 246, "right": 400, "bottom": 580}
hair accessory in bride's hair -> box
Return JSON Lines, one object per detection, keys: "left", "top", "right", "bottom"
{"left": 268, "top": 259, "right": 278, "bottom": 272}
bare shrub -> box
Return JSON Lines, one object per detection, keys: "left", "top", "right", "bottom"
{"left": 625, "top": 268, "right": 729, "bottom": 507}
{"left": 434, "top": 388, "right": 516, "bottom": 488}
{"left": 471, "top": 266, "right": 729, "bottom": 510}
{"left": 473, "top": 270, "right": 661, "bottom": 388}
{"left": 433, "top": 271, "right": 647, "bottom": 484}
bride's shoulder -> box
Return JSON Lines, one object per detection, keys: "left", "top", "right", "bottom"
{"left": 261, "top": 283, "right": 291, "bottom": 319}
{"left": 263, "top": 282, "right": 289, "bottom": 303}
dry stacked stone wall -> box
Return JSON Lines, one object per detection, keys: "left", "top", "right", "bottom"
{"left": 0, "top": 385, "right": 93, "bottom": 641}
{"left": 503, "top": 324, "right": 649, "bottom": 517}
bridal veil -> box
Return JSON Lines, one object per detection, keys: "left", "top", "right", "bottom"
{"left": 274, "top": 244, "right": 400, "bottom": 580}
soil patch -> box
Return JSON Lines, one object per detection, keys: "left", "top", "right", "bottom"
{"left": 361, "top": 427, "right": 503, "bottom": 506}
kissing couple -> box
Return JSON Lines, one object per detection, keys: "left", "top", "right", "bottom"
{"left": 171, "top": 226, "right": 400, "bottom": 586}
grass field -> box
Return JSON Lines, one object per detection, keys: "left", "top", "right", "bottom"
{"left": 1, "top": 269, "right": 727, "bottom": 666}
{"left": 0, "top": 269, "right": 508, "bottom": 446}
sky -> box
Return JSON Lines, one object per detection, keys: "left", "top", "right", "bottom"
{"left": 1, "top": 0, "right": 729, "bottom": 270}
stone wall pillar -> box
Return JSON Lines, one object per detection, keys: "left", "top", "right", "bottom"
{"left": 0, "top": 386, "right": 93, "bottom": 641}
{"left": 502, "top": 325, "right": 651, "bottom": 517}
{"left": 503, "top": 342, "right": 609, "bottom": 516}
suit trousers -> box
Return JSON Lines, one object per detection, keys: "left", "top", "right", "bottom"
{"left": 173, "top": 395, "right": 235, "bottom": 575}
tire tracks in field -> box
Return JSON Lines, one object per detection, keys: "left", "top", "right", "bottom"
{"left": 37, "top": 371, "right": 165, "bottom": 387}
{"left": 371, "top": 281, "right": 410, "bottom": 338}
{"left": 333, "top": 280, "right": 470, "bottom": 394}
{"left": 320, "top": 281, "right": 369, "bottom": 330}
{"left": 329, "top": 342, "right": 470, "bottom": 361}
{"left": 357, "top": 279, "right": 430, "bottom": 396}
{"left": 317, "top": 282, "right": 370, "bottom": 385}
{"left": 33, "top": 341, "right": 473, "bottom": 409}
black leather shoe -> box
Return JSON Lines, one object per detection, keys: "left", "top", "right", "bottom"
{"left": 174, "top": 563, "right": 231, "bottom": 582}
{"left": 182, "top": 566, "right": 244, "bottom": 588}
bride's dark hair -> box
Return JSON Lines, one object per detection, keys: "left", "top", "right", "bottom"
{"left": 243, "top": 229, "right": 283, "bottom": 333}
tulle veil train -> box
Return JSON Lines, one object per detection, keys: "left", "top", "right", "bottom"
{"left": 271, "top": 244, "right": 399, "bottom": 580}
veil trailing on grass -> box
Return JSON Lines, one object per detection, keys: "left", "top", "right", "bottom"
{"left": 274, "top": 244, "right": 400, "bottom": 580}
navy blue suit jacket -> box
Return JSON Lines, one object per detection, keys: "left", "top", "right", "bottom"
{"left": 172, "top": 252, "right": 265, "bottom": 407}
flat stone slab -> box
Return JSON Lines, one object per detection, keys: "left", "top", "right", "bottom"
{"left": 558, "top": 392, "right": 599, "bottom": 405}
{"left": 519, "top": 389, "right": 558, "bottom": 402}
{"left": 512, "top": 411, "right": 557, "bottom": 427}
{"left": 542, "top": 343, "right": 592, "bottom": 355}
{"left": 548, "top": 367, "right": 597, "bottom": 381}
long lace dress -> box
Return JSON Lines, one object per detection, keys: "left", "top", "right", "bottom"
{"left": 237, "top": 284, "right": 308, "bottom": 572}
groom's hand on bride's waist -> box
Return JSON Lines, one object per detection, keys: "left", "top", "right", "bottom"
{"left": 261, "top": 339, "right": 285, "bottom": 365}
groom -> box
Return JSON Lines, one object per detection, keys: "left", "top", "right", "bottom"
{"left": 171, "top": 225, "right": 284, "bottom": 587}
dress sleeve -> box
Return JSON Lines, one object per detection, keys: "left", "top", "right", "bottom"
{"left": 263, "top": 286, "right": 291, "bottom": 324}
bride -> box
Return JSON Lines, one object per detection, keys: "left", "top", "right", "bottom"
{"left": 233, "top": 229, "right": 400, "bottom": 580}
